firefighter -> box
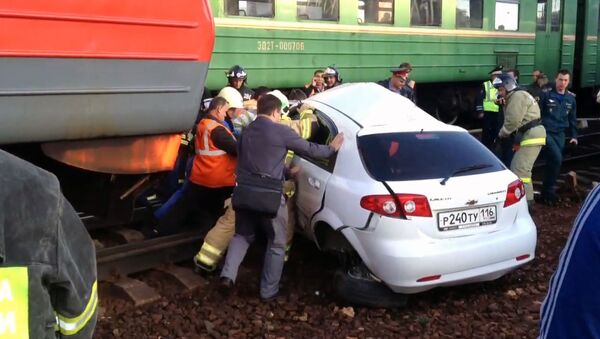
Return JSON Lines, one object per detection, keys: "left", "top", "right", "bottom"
{"left": 193, "top": 92, "right": 316, "bottom": 272}
{"left": 493, "top": 74, "right": 546, "bottom": 206}
{"left": 323, "top": 66, "right": 342, "bottom": 89}
{"left": 539, "top": 70, "right": 578, "bottom": 206}
{"left": 0, "top": 150, "right": 97, "bottom": 338}
{"left": 476, "top": 65, "right": 504, "bottom": 150}
{"left": 226, "top": 65, "right": 254, "bottom": 101}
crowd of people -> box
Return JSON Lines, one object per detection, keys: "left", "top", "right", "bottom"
{"left": 143, "top": 62, "right": 581, "bottom": 301}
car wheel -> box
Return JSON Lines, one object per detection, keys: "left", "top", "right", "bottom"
{"left": 333, "top": 264, "right": 408, "bottom": 308}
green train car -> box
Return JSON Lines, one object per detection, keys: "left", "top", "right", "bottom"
{"left": 206, "top": 0, "right": 600, "bottom": 122}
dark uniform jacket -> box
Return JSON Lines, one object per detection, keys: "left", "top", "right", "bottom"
{"left": 0, "top": 150, "right": 97, "bottom": 338}
{"left": 376, "top": 79, "right": 416, "bottom": 103}
{"left": 539, "top": 88, "right": 577, "bottom": 137}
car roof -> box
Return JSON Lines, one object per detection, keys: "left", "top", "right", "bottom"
{"left": 306, "top": 82, "right": 461, "bottom": 133}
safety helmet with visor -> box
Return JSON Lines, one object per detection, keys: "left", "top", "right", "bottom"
{"left": 226, "top": 65, "right": 248, "bottom": 80}
{"left": 323, "top": 66, "right": 341, "bottom": 82}
{"left": 267, "top": 90, "right": 290, "bottom": 113}
{"left": 217, "top": 86, "right": 244, "bottom": 109}
{"left": 492, "top": 74, "right": 517, "bottom": 92}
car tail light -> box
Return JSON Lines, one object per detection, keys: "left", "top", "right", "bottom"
{"left": 417, "top": 274, "right": 441, "bottom": 282}
{"left": 360, "top": 194, "right": 432, "bottom": 218}
{"left": 504, "top": 179, "right": 525, "bottom": 207}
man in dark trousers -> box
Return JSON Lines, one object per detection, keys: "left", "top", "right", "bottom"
{"left": 0, "top": 150, "right": 97, "bottom": 338}
{"left": 539, "top": 69, "right": 578, "bottom": 205}
{"left": 219, "top": 94, "right": 344, "bottom": 301}
{"left": 539, "top": 185, "right": 600, "bottom": 338}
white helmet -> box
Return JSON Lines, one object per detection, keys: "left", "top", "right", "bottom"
{"left": 267, "top": 90, "right": 290, "bottom": 112}
{"left": 217, "top": 86, "right": 244, "bottom": 109}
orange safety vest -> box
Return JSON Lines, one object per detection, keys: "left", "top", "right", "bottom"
{"left": 189, "top": 118, "right": 236, "bottom": 188}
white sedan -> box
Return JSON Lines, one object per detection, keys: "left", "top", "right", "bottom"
{"left": 291, "top": 83, "right": 536, "bottom": 306}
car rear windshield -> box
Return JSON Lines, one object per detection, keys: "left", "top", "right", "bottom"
{"left": 358, "top": 131, "right": 505, "bottom": 181}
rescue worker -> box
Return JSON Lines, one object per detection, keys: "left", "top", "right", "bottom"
{"left": 154, "top": 88, "right": 244, "bottom": 236}
{"left": 539, "top": 184, "right": 600, "bottom": 338}
{"left": 226, "top": 65, "right": 254, "bottom": 101}
{"left": 193, "top": 91, "right": 316, "bottom": 272}
{"left": 493, "top": 74, "right": 546, "bottom": 207}
{"left": 323, "top": 66, "right": 342, "bottom": 90}
{"left": 476, "top": 65, "right": 504, "bottom": 150}
{"left": 528, "top": 72, "right": 551, "bottom": 102}
{"left": 377, "top": 65, "right": 416, "bottom": 103}
{"left": 0, "top": 150, "right": 97, "bottom": 338}
{"left": 219, "top": 94, "right": 343, "bottom": 301}
{"left": 539, "top": 70, "right": 578, "bottom": 206}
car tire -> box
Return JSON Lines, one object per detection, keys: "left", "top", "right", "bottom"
{"left": 333, "top": 268, "right": 408, "bottom": 308}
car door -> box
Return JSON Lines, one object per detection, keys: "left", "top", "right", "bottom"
{"left": 292, "top": 111, "right": 338, "bottom": 231}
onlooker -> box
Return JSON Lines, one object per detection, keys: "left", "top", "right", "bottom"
{"left": 507, "top": 68, "right": 520, "bottom": 83}
{"left": 397, "top": 62, "right": 416, "bottom": 89}
{"left": 493, "top": 73, "right": 546, "bottom": 208}
{"left": 219, "top": 94, "right": 343, "bottom": 301}
{"left": 323, "top": 66, "right": 342, "bottom": 89}
{"left": 476, "top": 65, "right": 504, "bottom": 150}
{"left": 539, "top": 70, "right": 578, "bottom": 206}
{"left": 0, "top": 150, "right": 98, "bottom": 338}
{"left": 304, "top": 70, "right": 325, "bottom": 97}
{"left": 226, "top": 65, "right": 254, "bottom": 101}
{"left": 377, "top": 65, "right": 416, "bottom": 103}
{"left": 539, "top": 185, "right": 600, "bottom": 338}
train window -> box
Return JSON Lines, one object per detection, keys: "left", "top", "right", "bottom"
{"left": 411, "top": 0, "right": 442, "bottom": 26}
{"left": 550, "top": 0, "right": 561, "bottom": 32}
{"left": 298, "top": 0, "right": 339, "bottom": 21}
{"left": 537, "top": 0, "right": 546, "bottom": 31}
{"left": 494, "top": 0, "right": 519, "bottom": 31}
{"left": 357, "top": 0, "right": 394, "bottom": 24}
{"left": 456, "top": 0, "right": 483, "bottom": 29}
{"left": 226, "top": 0, "right": 274, "bottom": 18}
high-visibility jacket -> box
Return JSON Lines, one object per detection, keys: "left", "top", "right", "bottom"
{"left": 483, "top": 81, "right": 500, "bottom": 112}
{"left": 0, "top": 150, "right": 97, "bottom": 339}
{"left": 189, "top": 118, "right": 236, "bottom": 188}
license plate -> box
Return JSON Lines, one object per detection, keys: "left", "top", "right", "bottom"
{"left": 437, "top": 206, "right": 497, "bottom": 231}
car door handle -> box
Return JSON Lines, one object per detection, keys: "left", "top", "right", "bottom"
{"left": 307, "top": 177, "right": 321, "bottom": 189}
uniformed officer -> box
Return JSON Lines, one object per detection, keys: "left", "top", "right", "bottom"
{"left": 226, "top": 65, "right": 254, "bottom": 101}
{"left": 0, "top": 150, "right": 97, "bottom": 338}
{"left": 476, "top": 65, "right": 504, "bottom": 150}
{"left": 323, "top": 66, "right": 342, "bottom": 90}
{"left": 493, "top": 74, "right": 546, "bottom": 206}
{"left": 376, "top": 64, "right": 416, "bottom": 103}
{"left": 539, "top": 69, "right": 578, "bottom": 205}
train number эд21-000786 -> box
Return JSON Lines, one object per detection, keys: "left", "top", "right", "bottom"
{"left": 257, "top": 40, "right": 305, "bottom": 52}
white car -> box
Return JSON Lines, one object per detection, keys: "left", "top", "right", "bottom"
{"left": 291, "top": 83, "right": 537, "bottom": 306}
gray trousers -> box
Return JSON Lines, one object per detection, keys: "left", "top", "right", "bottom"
{"left": 220, "top": 196, "right": 288, "bottom": 299}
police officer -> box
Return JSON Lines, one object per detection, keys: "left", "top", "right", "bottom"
{"left": 226, "top": 65, "right": 254, "bottom": 101}
{"left": 494, "top": 74, "right": 547, "bottom": 206}
{"left": 476, "top": 65, "right": 504, "bottom": 150}
{"left": 377, "top": 64, "right": 416, "bottom": 103}
{"left": 539, "top": 69, "right": 578, "bottom": 205}
{"left": 323, "top": 66, "right": 342, "bottom": 90}
{"left": 0, "top": 150, "right": 97, "bottom": 338}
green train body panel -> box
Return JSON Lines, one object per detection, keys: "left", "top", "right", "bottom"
{"left": 206, "top": 0, "right": 597, "bottom": 91}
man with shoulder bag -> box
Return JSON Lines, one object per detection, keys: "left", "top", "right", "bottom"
{"left": 220, "top": 94, "right": 344, "bottom": 301}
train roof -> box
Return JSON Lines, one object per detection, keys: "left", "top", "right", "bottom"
{"left": 306, "top": 83, "right": 457, "bottom": 132}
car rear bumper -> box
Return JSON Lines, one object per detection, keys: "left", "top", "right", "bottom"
{"left": 343, "top": 210, "right": 537, "bottom": 294}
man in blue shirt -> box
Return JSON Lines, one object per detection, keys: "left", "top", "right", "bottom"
{"left": 539, "top": 185, "right": 600, "bottom": 338}
{"left": 539, "top": 70, "right": 578, "bottom": 205}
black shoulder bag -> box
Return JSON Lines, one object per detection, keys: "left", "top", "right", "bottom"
{"left": 231, "top": 138, "right": 283, "bottom": 218}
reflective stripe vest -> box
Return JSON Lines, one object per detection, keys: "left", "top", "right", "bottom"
{"left": 190, "top": 118, "right": 236, "bottom": 188}
{"left": 483, "top": 81, "right": 500, "bottom": 112}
